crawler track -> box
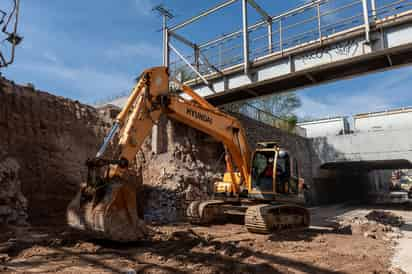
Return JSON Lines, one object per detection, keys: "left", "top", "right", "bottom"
{"left": 245, "top": 204, "right": 310, "bottom": 234}
{"left": 187, "top": 200, "right": 225, "bottom": 224}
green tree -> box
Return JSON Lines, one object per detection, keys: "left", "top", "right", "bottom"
{"left": 225, "top": 92, "right": 302, "bottom": 131}
{"left": 251, "top": 93, "right": 301, "bottom": 120}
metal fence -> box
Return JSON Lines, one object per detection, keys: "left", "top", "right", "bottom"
{"left": 167, "top": 0, "right": 412, "bottom": 82}
{"left": 222, "top": 102, "right": 307, "bottom": 136}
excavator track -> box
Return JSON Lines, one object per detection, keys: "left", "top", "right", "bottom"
{"left": 187, "top": 200, "right": 225, "bottom": 224}
{"left": 245, "top": 204, "right": 310, "bottom": 234}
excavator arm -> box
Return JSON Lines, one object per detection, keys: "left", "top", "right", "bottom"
{"left": 67, "top": 67, "right": 252, "bottom": 241}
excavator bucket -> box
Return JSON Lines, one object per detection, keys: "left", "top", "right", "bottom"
{"left": 67, "top": 178, "right": 147, "bottom": 242}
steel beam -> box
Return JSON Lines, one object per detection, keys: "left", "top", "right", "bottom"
{"left": 199, "top": 0, "right": 325, "bottom": 49}
{"left": 247, "top": 0, "right": 273, "bottom": 54}
{"left": 247, "top": 0, "right": 271, "bottom": 22}
{"left": 268, "top": 23, "right": 273, "bottom": 53}
{"left": 371, "top": 0, "right": 377, "bottom": 20}
{"left": 199, "top": 51, "right": 224, "bottom": 75}
{"left": 386, "top": 54, "right": 393, "bottom": 66}
{"left": 361, "top": 0, "right": 371, "bottom": 43}
{"left": 163, "top": 27, "right": 169, "bottom": 67}
{"left": 279, "top": 18, "right": 283, "bottom": 53}
{"left": 242, "top": 0, "right": 250, "bottom": 74}
{"left": 195, "top": 47, "right": 200, "bottom": 71}
{"left": 305, "top": 73, "right": 317, "bottom": 83}
{"left": 170, "top": 0, "right": 239, "bottom": 32}
{"left": 169, "top": 31, "right": 197, "bottom": 49}
{"left": 169, "top": 43, "right": 211, "bottom": 88}
{"left": 317, "top": 3, "right": 322, "bottom": 41}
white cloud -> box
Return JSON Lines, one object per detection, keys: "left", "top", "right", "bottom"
{"left": 104, "top": 42, "right": 162, "bottom": 60}
{"left": 134, "top": 0, "right": 154, "bottom": 16}
{"left": 18, "top": 62, "right": 134, "bottom": 103}
{"left": 296, "top": 67, "right": 412, "bottom": 120}
{"left": 297, "top": 93, "right": 392, "bottom": 119}
{"left": 42, "top": 51, "right": 59, "bottom": 64}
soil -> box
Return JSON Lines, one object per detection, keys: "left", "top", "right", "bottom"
{"left": 0, "top": 205, "right": 408, "bottom": 274}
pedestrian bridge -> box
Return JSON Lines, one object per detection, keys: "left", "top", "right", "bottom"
{"left": 163, "top": 0, "right": 412, "bottom": 105}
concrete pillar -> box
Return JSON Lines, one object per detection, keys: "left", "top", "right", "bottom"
{"left": 151, "top": 115, "right": 168, "bottom": 154}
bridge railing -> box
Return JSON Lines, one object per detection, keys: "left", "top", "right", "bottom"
{"left": 222, "top": 102, "right": 307, "bottom": 136}
{"left": 167, "top": 0, "right": 412, "bottom": 84}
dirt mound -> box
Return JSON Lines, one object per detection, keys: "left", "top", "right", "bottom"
{"left": 337, "top": 211, "right": 404, "bottom": 241}
{"left": 142, "top": 137, "right": 223, "bottom": 224}
{"left": 366, "top": 210, "right": 405, "bottom": 227}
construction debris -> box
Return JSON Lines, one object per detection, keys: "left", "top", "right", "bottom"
{"left": 142, "top": 145, "right": 222, "bottom": 224}
{"left": 366, "top": 210, "right": 405, "bottom": 227}
{"left": 336, "top": 210, "right": 404, "bottom": 241}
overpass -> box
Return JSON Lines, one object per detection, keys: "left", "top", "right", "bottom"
{"left": 311, "top": 128, "right": 412, "bottom": 170}
{"left": 163, "top": 0, "right": 412, "bottom": 105}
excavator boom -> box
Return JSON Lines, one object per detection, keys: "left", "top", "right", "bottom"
{"left": 67, "top": 67, "right": 252, "bottom": 241}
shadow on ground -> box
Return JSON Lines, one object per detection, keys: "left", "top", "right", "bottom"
{"left": 1, "top": 225, "right": 349, "bottom": 274}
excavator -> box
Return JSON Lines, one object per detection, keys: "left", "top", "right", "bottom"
{"left": 67, "top": 66, "right": 310, "bottom": 241}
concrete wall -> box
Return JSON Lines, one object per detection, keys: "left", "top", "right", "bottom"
{"left": 298, "top": 117, "right": 349, "bottom": 138}
{"left": 310, "top": 129, "right": 412, "bottom": 164}
{"left": 307, "top": 128, "right": 412, "bottom": 204}
{"left": 354, "top": 108, "right": 412, "bottom": 132}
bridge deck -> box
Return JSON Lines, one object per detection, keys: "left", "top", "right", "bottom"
{"left": 163, "top": 0, "right": 412, "bottom": 105}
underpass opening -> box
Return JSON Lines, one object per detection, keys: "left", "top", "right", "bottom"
{"left": 317, "top": 160, "right": 412, "bottom": 204}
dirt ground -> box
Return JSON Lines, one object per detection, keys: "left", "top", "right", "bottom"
{"left": 0, "top": 204, "right": 410, "bottom": 274}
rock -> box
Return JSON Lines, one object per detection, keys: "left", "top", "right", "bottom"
{"left": 365, "top": 210, "right": 404, "bottom": 227}
{"left": 364, "top": 232, "right": 376, "bottom": 239}
{"left": 0, "top": 206, "right": 12, "bottom": 216}
{"left": 142, "top": 136, "right": 220, "bottom": 224}
{"left": 0, "top": 157, "right": 28, "bottom": 226}
{"left": 0, "top": 253, "right": 10, "bottom": 263}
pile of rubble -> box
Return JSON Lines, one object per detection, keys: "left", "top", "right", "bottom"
{"left": 337, "top": 210, "right": 404, "bottom": 241}
{"left": 142, "top": 143, "right": 223, "bottom": 224}
{"left": 0, "top": 155, "right": 28, "bottom": 226}
{"left": 366, "top": 210, "right": 405, "bottom": 227}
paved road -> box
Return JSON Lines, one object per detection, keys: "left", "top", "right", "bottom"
{"left": 392, "top": 211, "right": 412, "bottom": 273}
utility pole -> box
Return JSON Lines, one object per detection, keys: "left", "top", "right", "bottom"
{"left": 0, "top": 0, "right": 22, "bottom": 68}
{"left": 152, "top": 5, "right": 174, "bottom": 67}
{"left": 151, "top": 5, "right": 175, "bottom": 155}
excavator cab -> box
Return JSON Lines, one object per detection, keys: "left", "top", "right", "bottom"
{"left": 251, "top": 150, "right": 276, "bottom": 193}
{"left": 250, "top": 142, "right": 301, "bottom": 200}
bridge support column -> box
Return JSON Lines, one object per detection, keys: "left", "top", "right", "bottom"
{"left": 242, "top": 0, "right": 250, "bottom": 75}
{"left": 361, "top": 0, "right": 371, "bottom": 43}
{"left": 152, "top": 18, "right": 170, "bottom": 155}
{"left": 151, "top": 115, "right": 168, "bottom": 154}
{"left": 371, "top": 0, "right": 377, "bottom": 20}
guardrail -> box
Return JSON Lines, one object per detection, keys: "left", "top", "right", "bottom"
{"left": 222, "top": 102, "right": 307, "bottom": 137}
{"left": 166, "top": 0, "right": 412, "bottom": 83}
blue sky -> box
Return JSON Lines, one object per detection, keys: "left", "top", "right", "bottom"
{"left": 2, "top": 0, "right": 412, "bottom": 120}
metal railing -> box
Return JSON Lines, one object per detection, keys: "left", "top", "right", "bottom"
{"left": 222, "top": 102, "right": 307, "bottom": 136}
{"left": 166, "top": 0, "right": 412, "bottom": 83}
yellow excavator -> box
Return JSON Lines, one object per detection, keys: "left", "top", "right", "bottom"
{"left": 67, "top": 66, "right": 310, "bottom": 241}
